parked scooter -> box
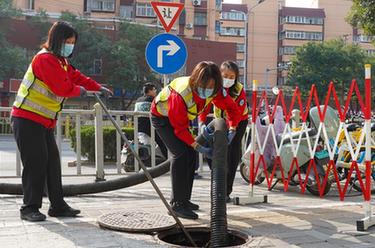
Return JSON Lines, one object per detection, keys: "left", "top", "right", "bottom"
{"left": 121, "top": 132, "right": 166, "bottom": 172}
{"left": 241, "top": 105, "right": 335, "bottom": 196}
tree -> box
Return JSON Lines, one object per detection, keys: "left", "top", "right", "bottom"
{"left": 0, "top": 33, "right": 28, "bottom": 80}
{"left": 0, "top": 0, "right": 22, "bottom": 18}
{"left": 347, "top": 0, "right": 375, "bottom": 37}
{"left": 105, "top": 22, "right": 158, "bottom": 109}
{"left": 287, "top": 39, "right": 367, "bottom": 98}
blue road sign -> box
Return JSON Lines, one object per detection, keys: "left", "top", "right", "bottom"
{"left": 145, "top": 33, "right": 187, "bottom": 75}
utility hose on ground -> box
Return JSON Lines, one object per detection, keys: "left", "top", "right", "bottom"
{"left": 0, "top": 160, "right": 170, "bottom": 196}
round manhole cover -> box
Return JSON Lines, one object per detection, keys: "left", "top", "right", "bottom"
{"left": 97, "top": 211, "right": 176, "bottom": 233}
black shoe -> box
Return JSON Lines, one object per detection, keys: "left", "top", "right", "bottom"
{"left": 20, "top": 211, "right": 46, "bottom": 222}
{"left": 48, "top": 206, "right": 81, "bottom": 217}
{"left": 226, "top": 196, "right": 232, "bottom": 203}
{"left": 169, "top": 202, "right": 198, "bottom": 220}
{"left": 185, "top": 200, "right": 199, "bottom": 211}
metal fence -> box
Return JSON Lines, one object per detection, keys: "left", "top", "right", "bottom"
{"left": 0, "top": 104, "right": 158, "bottom": 180}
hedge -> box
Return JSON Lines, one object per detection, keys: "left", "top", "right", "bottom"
{"left": 70, "top": 126, "right": 134, "bottom": 162}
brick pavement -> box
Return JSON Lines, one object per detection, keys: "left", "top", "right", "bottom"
{"left": 1, "top": 171, "right": 375, "bottom": 248}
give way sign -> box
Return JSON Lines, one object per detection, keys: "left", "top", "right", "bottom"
{"left": 151, "top": 1, "right": 184, "bottom": 33}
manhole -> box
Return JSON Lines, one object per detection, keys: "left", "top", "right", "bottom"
{"left": 97, "top": 211, "right": 176, "bottom": 233}
{"left": 156, "top": 227, "right": 251, "bottom": 247}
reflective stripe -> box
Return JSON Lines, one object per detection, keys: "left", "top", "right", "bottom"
{"left": 15, "top": 95, "right": 56, "bottom": 119}
{"left": 21, "top": 78, "right": 34, "bottom": 88}
{"left": 31, "top": 82, "right": 64, "bottom": 102}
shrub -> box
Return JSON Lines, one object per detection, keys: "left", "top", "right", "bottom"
{"left": 70, "top": 126, "right": 134, "bottom": 162}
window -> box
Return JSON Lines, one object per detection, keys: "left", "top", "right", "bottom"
{"left": 136, "top": 3, "right": 156, "bottom": 17}
{"left": 237, "top": 43, "right": 245, "bottom": 53}
{"left": 91, "top": 0, "right": 115, "bottom": 12}
{"left": 215, "top": 21, "right": 221, "bottom": 34}
{"left": 120, "top": 5, "right": 133, "bottom": 19}
{"left": 216, "top": 0, "right": 222, "bottom": 11}
{"left": 281, "top": 15, "right": 323, "bottom": 25}
{"left": 221, "top": 11, "right": 245, "bottom": 21}
{"left": 365, "top": 49, "right": 375, "bottom": 56}
{"left": 220, "top": 27, "right": 245, "bottom": 36}
{"left": 93, "top": 59, "right": 102, "bottom": 75}
{"left": 237, "top": 60, "right": 245, "bottom": 68}
{"left": 194, "top": 12, "right": 207, "bottom": 26}
{"left": 281, "top": 30, "right": 322, "bottom": 41}
{"left": 354, "top": 35, "right": 375, "bottom": 43}
{"left": 279, "top": 46, "right": 297, "bottom": 55}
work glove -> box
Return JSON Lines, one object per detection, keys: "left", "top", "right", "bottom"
{"left": 99, "top": 86, "right": 114, "bottom": 97}
{"left": 194, "top": 143, "right": 213, "bottom": 159}
{"left": 80, "top": 87, "right": 87, "bottom": 97}
{"left": 201, "top": 124, "right": 214, "bottom": 142}
{"left": 227, "top": 129, "right": 236, "bottom": 145}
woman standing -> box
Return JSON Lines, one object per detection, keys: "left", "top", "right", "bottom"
{"left": 11, "top": 21, "right": 112, "bottom": 222}
{"left": 151, "top": 61, "right": 239, "bottom": 220}
{"left": 216, "top": 61, "right": 249, "bottom": 202}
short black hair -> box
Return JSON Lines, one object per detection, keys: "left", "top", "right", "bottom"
{"left": 42, "top": 21, "right": 78, "bottom": 58}
{"left": 143, "top": 83, "right": 156, "bottom": 95}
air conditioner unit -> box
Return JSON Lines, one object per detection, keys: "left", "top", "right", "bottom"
{"left": 192, "top": 0, "right": 201, "bottom": 7}
{"left": 185, "top": 23, "right": 193, "bottom": 29}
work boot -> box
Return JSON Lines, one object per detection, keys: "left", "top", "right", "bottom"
{"left": 169, "top": 201, "right": 198, "bottom": 220}
{"left": 20, "top": 210, "right": 46, "bottom": 222}
{"left": 185, "top": 200, "right": 199, "bottom": 211}
{"left": 226, "top": 195, "right": 232, "bottom": 203}
{"left": 48, "top": 205, "right": 81, "bottom": 217}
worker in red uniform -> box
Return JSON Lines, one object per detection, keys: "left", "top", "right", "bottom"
{"left": 215, "top": 61, "right": 249, "bottom": 202}
{"left": 11, "top": 21, "right": 112, "bottom": 222}
{"left": 151, "top": 61, "right": 239, "bottom": 220}
{"left": 201, "top": 61, "right": 249, "bottom": 202}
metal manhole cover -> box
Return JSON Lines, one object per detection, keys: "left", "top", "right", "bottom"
{"left": 97, "top": 211, "right": 176, "bottom": 233}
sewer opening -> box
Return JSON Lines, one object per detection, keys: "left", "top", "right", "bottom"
{"left": 157, "top": 227, "right": 249, "bottom": 247}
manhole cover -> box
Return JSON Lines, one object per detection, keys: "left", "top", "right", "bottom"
{"left": 97, "top": 211, "right": 176, "bottom": 233}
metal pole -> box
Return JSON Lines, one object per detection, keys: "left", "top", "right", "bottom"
{"left": 94, "top": 103, "right": 105, "bottom": 181}
{"left": 76, "top": 114, "right": 82, "bottom": 175}
{"left": 116, "top": 115, "right": 122, "bottom": 174}
{"left": 93, "top": 93, "right": 197, "bottom": 247}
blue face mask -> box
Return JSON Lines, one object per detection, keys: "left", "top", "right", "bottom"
{"left": 197, "top": 87, "right": 214, "bottom": 99}
{"left": 61, "top": 43, "right": 74, "bottom": 57}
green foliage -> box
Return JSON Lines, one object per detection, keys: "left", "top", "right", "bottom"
{"left": 70, "top": 126, "right": 134, "bottom": 162}
{"left": 59, "top": 12, "right": 112, "bottom": 76}
{"left": 0, "top": 0, "right": 22, "bottom": 18}
{"left": 106, "top": 22, "right": 158, "bottom": 91}
{"left": 0, "top": 33, "right": 29, "bottom": 80}
{"left": 347, "top": 0, "right": 375, "bottom": 36}
{"left": 287, "top": 39, "right": 367, "bottom": 97}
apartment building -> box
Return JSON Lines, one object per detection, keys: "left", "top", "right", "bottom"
{"left": 247, "top": 0, "right": 375, "bottom": 88}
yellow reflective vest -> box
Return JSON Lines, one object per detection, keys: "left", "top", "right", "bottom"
{"left": 13, "top": 49, "right": 66, "bottom": 120}
{"left": 214, "top": 82, "right": 248, "bottom": 118}
{"left": 154, "top": 76, "right": 214, "bottom": 120}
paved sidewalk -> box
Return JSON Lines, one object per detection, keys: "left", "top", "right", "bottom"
{"left": 1, "top": 171, "right": 375, "bottom": 248}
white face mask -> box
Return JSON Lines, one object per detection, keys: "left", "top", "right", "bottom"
{"left": 223, "top": 78, "right": 235, "bottom": 88}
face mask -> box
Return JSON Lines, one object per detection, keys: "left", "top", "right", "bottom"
{"left": 61, "top": 43, "right": 74, "bottom": 57}
{"left": 223, "top": 78, "right": 235, "bottom": 88}
{"left": 197, "top": 87, "right": 214, "bottom": 99}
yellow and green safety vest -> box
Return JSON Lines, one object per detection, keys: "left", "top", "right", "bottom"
{"left": 154, "top": 76, "right": 214, "bottom": 120}
{"left": 13, "top": 49, "right": 66, "bottom": 120}
{"left": 214, "top": 82, "right": 248, "bottom": 118}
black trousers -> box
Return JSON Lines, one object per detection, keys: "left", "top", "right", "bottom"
{"left": 227, "top": 119, "right": 248, "bottom": 196}
{"left": 151, "top": 115, "right": 196, "bottom": 203}
{"left": 138, "top": 117, "right": 168, "bottom": 159}
{"left": 12, "top": 117, "right": 66, "bottom": 213}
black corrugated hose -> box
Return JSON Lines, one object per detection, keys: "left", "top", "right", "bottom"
{"left": 197, "top": 118, "right": 229, "bottom": 247}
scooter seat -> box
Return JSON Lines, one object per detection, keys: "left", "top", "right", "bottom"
{"left": 276, "top": 128, "right": 318, "bottom": 146}
{"left": 347, "top": 123, "right": 359, "bottom": 132}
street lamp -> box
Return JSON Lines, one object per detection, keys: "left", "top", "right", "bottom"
{"left": 264, "top": 61, "right": 292, "bottom": 90}
{"left": 230, "top": 0, "right": 265, "bottom": 92}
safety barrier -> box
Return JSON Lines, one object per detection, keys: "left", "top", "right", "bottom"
{"left": 0, "top": 104, "right": 158, "bottom": 180}
{"left": 246, "top": 64, "right": 374, "bottom": 230}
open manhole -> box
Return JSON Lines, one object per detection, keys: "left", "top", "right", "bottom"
{"left": 156, "top": 227, "right": 251, "bottom": 247}
{"left": 97, "top": 211, "right": 176, "bottom": 233}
